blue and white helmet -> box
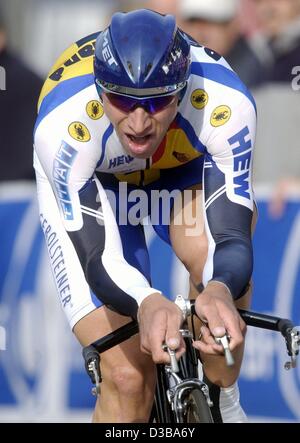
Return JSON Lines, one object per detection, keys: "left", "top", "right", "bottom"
{"left": 94, "top": 9, "right": 191, "bottom": 98}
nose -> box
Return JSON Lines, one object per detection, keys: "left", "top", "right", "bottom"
{"left": 127, "top": 107, "right": 152, "bottom": 134}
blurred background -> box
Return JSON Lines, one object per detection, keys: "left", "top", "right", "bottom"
{"left": 0, "top": 0, "right": 300, "bottom": 422}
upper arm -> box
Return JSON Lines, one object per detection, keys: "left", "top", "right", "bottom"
{"left": 34, "top": 104, "right": 101, "bottom": 232}
{"left": 202, "top": 94, "right": 257, "bottom": 297}
{"left": 205, "top": 95, "right": 256, "bottom": 213}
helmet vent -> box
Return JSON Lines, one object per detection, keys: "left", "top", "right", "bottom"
{"left": 127, "top": 61, "right": 134, "bottom": 77}
{"left": 144, "top": 63, "right": 153, "bottom": 78}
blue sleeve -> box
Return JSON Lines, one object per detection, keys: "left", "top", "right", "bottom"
{"left": 203, "top": 158, "right": 253, "bottom": 298}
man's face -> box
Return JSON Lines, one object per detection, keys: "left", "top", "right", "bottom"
{"left": 102, "top": 93, "right": 179, "bottom": 159}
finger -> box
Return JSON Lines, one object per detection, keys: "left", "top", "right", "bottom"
{"left": 166, "top": 336, "right": 180, "bottom": 350}
{"left": 139, "top": 328, "right": 152, "bottom": 355}
{"left": 239, "top": 317, "right": 247, "bottom": 337}
{"left": 192, "top": 339, "right": 223, "bottom": 356}
{"left": 151, "top": 339, "right": 170, "bottom": 363}
{"left": 141, "top": 345, "right": 152, "bottom": 355}
{"left": 201, "top": 325, "right": 225, "bottom": 353}
{"left": 165, "top": 312, "right": 182, "bottom": 351}
{"left": 147, "top": 315, "right": 169, "bottom": 363}
{"left": 139, "top": 319, "right": 155, "bottom": 356}
{"left": 199, "top": 325, "right": 217, "bottom": 346}
{"left": 174, "top": 336, "right": 186, "bottom": 360}
{"left": 194, "top": 326, "right": 225, "bottom": 354}
{"left": 223, "top": 319, "right": 244, "bottom": 351}
{"left": 197, "top": 304, "right": 226, "bottom": 338}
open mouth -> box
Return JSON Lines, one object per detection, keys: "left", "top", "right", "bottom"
{"left": 124, "top": 133, "right": 154, "bottom": 156}
{"left": 127, "top": 134, "right": 152, "bottom": 144}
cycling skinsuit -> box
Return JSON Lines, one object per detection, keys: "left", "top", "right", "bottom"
{"left": 34, "top": 31, "right": 256, "bottom": 329}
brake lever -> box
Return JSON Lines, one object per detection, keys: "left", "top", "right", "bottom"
{"left": 82, "top": 345, "right": 101, "bottom": 396}
{"left": 162, "top": 343, "right": 179, "bottom": 373}
{"left": 215, "top": 335, "right": 235, "bottom": 367}
{"left": 284, "top": 327, "right": 300, "bottom": 370}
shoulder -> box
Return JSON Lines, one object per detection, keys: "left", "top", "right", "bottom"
{"left": 189, "top": 44, "right": 256, "bottom": 110}
{"left": 35, "top": 32, "right": 105, "bottom": 137}
{"left": 37, "top": 31, "right": 100, "bottom": 114}
{"left": 176, "top": 43, "right": 257, "bottom": 151}
{"left": 34, "top": 84, "right": 108, "bottom": 149}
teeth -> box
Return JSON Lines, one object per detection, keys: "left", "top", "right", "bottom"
{"left": 129, "top": 135, "right": 149, "bottom": 142}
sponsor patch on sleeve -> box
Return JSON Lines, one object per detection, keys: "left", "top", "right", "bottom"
{"left": 210, "top": 105, "right": 231, "bottom": 127}
{"left": 190, "top": 89, "right": 209, "bottom": 110}
{"left": 86, "top": 100, "right": 104, "bottom": 120}
{"left": 68, "top": 122, "right": 91, "bottom": 142}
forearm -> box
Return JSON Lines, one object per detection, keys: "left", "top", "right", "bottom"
{"left": 208, "top": 237, "right": 253, "bottom": 299}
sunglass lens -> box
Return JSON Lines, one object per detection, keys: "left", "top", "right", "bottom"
{"left": 148, "top": 95, "right": 175, "bottom": 112}
{"left": 106, "top": 93, "right": 175, "bottom": 113}
{"left": 106, "top": 94, "right": 135, "bottom": 112}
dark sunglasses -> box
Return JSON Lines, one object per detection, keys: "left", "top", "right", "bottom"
{"left": 104, "top": 91, "right": 177, "bottom": 114}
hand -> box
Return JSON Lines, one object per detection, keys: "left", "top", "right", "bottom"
{"left": 192, "top": 281, "right": 246, "bottom": 356}
{"left": 137, "top": 293, "right": 185, "bottom": 364}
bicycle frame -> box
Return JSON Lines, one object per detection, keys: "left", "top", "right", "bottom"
{"left": 154, "top": 327, "right": 212, "bottom": 422}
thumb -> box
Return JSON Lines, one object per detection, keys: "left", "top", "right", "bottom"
{"left": 204, "top": 311, "right": 226, "bottom": 338}
{"left": 165, "top": 315, "right": 182, "bottom": 350}
{"left": 196, "top": 302, "right": 226, "bottom": 338}
{"left": 211, "top": 325, "right": 226, "bottom": 338}
{"left": 166, "top": 336, "right": 180, "bottom": 350}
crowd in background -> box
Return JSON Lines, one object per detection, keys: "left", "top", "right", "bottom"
{"left": 0, "top": 7, "right": 42, "bottom": 180}
{"left": 0, "top": 0, "right": 300, "bottom": 214}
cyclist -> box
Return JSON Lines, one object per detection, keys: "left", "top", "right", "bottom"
{"left": 34, "top": 9, "right": 256, "bottom": 423}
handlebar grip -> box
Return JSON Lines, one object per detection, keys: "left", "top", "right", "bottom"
{"left": 82, "top": 345, "right": 99, "bottom": 364}
{"left": 277, "top": 318, "right": 294, "bottom": 336}
{"left": 82, "top": 345, "right": 100, "bottom": 383}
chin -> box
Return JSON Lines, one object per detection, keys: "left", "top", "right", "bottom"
{"left": 127, "top": 148, "right": 153, "bottom": 159}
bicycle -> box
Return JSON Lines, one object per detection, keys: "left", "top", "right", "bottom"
{"left": 82, "top": 296, "right": 300, "bottom": 423}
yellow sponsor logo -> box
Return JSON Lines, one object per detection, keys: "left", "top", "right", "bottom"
{"left": 210, "top": 105, "right": 231, "bottom": 127}
{"left": 68, "top": 122, "right": 91, "bottom": 142}
{"left": 49, "top": 41, "right": 96, "bottom": 82}
{"left": 191, "top": 89, "right": 209, "bottom": 110}
{"left": 86, "top": 100, "right": 104, "bottom": 120}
